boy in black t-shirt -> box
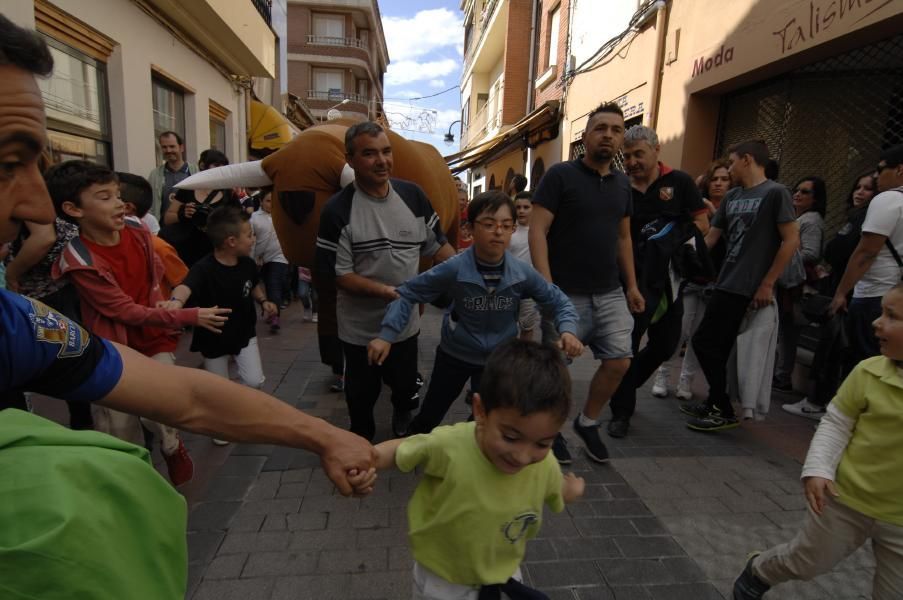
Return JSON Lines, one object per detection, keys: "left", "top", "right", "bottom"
{"left": 167, "top": 206, "right": 278, "bottom": 444}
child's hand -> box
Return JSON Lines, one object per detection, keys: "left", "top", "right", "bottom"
{"left": 557, "top": 332, "right": 584, "bottom": 359}
{"left": 562, "top": 472, "right": 585, "bottom": 504}
{"left": 803, "top": 476, "right": 839, "bottom": 515}
{"left": 368, "top": 338, "right": 392, "bottom": 366}
{"left": 261, "top": 300, "right": 278, "bottom": 319}
{"left": 197, "top": 306, "right": 231, "bottom": 333}
{"left": 346, "top": 467, "right": 378, "bottom": 497}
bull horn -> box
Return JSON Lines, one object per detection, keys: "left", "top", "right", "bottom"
{"left": 340, "top": 164, "right": 355, "bottom": 188}
{"left": 175, "top": 161, "right": 273, "bottom": 190}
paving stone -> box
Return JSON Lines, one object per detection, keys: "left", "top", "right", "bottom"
{"left": 271, "top": 574, "right": 351, "bottom": 600}
{"left": 590, "top": 586, "right": 650, "bottom": 599}
{"left": 286, "top": 511, "right": 327, "bottom": 531}
{"left": 217, "top": 456, "right": 267, "bottom": 478}
{"left": 317, "top": 547, "right": 388, "bottom": 574}
{"left": 219, "top": 531, "right": 292, "bottom": 554}
{"left": 718, "top": 493, "right": 783, "bottom": 514}
{"left": 628, "top": 517, "right": 668, "bottom": 536}
{"left": 527, "top": 560, "right": 606, "bottom": 587}
{"left": 350, "top": 507, "right": 391, "bottom": 529}
{"left": 187, "top": 531, "right": 225, "bottom": 564}
{"left": 595, "top": 558, "right": 672, "bottom": 585}
{"left": 388, "top": 545, "right": 413, "bottom": 570}
{"left": 203, "top": 475, "right": 258, "bottom": 502}
{"left": 188, "top": 501, "right": 243, "bottom": 532}
{"left": 581, "top": 485, "right": 615, "bottom": 500}
{"left": 630, "top": 480, "right": 687, "bottom": 498}
{"left": 613, "top": 536, "right": 686, "bottom": 558}
{"left": 574, "top": 517, "right": 639, "bottom": 537}
{"left": 300, "top": 493, "right": 360, "bottom": 513}
{"left": 290, "top": 528, "right": 357, "bottom": 551}
{"left": 228, "top": 512, "right": 264, "bottom": 533}
{"left": 356, "top": 525, "right": 408, "bottom": 547}
{"left": 679, "top": 480, "right": 738, "bottom": 498}
{"left": 349, "top": 570, "right": 413, "bottom": 598}
{"left": 238, "top": 498, "right": 302, "bottom": 515}
{"left": 589, "top": 499, "right": 651, "bottom": 517}
{"left": 245, "top": 471, "right": 281, "bottom": 500}
{"left": 276, "top": 482, "right": 308, "bottom": 498}
{"left": 203, "top": 554, "right": 247, "bottom": 580}
{"left": 604, "top": 484, "right": 637, "bottom": 499}
{"left": 193, "top": 577, "right": 275, "bottom": 600}
{"left": 261, "top": 514, "right": 287, "bottom": 531}
{"left": 552, "top": 537, "right": 621, "bottom": 560}
{"left": 242, "top": 550, "right": 318, "bottom": 578}
{"left": 767, "top": 492, "right": 808, "bottom": 511}
{"left": 281, "top": 468, "right": 313, "bottom": 484}
{"left": 646, "top": 583, "right": 723, "bottom": 599}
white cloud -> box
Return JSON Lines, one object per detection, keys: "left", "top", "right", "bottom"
{"left": 383, "top": 9, "right": 463, "bottom": 62}
{"left": 386, "top": 59, "right": 458, "bottom": 85}
{"left": 391, "top": 90, "right": 425, "bottom": 99}
{"left": 428, "top": 79, "right": 446, "bottom": 88}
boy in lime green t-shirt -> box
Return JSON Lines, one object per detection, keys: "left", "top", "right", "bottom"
{"left": 734, "top": 282, "right": 903, "bottom": 599}
{"left": 376, "top": 339, "right": 585, "bottom": 599}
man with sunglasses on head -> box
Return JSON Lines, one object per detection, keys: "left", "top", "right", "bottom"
{"left": 830, "top": 144, "right": 903, "bottom": 373}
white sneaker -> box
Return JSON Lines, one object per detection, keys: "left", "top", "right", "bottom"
{"left": 651, "top": 369, "right": 669, "bottom": 398}
{"left": 212, "top": 438, "right": 230, "bottom": 446}
{"left": 782, "top": 397, "right": 826, "bottom": 421}
{"left": 676, "top": 386, "right": 693, "bottom": 401}
{"left": 741, "top": 408, "right": 755, "bottom": 420}
{"left": 311, "top": 312, "right": 318, "bottom": 323}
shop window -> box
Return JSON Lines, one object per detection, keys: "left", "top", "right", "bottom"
{"left": 209, "top": 100, "right": 230, "bottom": 154}
{"left": 152, "top": 77, "right": 186, "bottom": 163}
{"left": 37, "top": 35, "right": 111, "bottom": 165}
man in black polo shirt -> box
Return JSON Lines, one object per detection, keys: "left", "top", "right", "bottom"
{"left": 607, "top": 126, "right": 709, "bottom": 438}
{"left": 530, "top": 101, "right": 644, "bottom": 464}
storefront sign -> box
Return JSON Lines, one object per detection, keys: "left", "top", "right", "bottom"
{"left": 773, "top": 0, "right": 894, "bottom": 54}
{"left": 691, "top": 45, "right": 735, "bottom": 78}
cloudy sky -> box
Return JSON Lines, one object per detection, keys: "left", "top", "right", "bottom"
{"left": 378, "top": 0, "right": 464, "bottom": 156}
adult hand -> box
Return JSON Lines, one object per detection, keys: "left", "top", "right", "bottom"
{"left": 803, "top": 476, "right": 839, "bottom": 515}
{"left": 196, "top": 306, "right": 231, "bottom": 332}
{"left": 557, "top": 332, "right": 584, "bottom": 359}
{"left": 750, "top": 282, "right": 774, "bottom": 310}
{"left": 626, "top": 286, "right": 645, "bottom": 314}
{"left": 319, "top": 428, "right": 379, "bottom": 497}
{"left": 367, "top": 338, "right": 392, "bottom": 366}
{"left": 183, "top": 203, "right": 197, "bottom": 219}
{"left": 829, "top": 294, "right": 848, "bottom": 316}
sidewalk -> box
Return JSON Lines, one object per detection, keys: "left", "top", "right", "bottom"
{"left": 180, "top": 304, "right": 874, "bottom": 600}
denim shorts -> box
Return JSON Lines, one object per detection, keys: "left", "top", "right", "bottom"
{"left": 542, "top": 288, "right": 633, "bottom": 360}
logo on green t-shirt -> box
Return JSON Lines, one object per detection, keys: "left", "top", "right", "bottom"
{"left": 501, "top": 511, "right": 539, "bottom": 544}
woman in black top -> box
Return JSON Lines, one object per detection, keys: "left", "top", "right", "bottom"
{"left": 160, "top": 187, "right": 239, "bottom": 267}
{"left": 822, "top": 172, "right": 877, "bottom": 296}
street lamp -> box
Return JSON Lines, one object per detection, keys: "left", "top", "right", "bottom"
{"left": 444, "top": 120, "right": 462, "bottom": 145}
{"left": 326, "top": 98, "right": 351, "bottom": 121}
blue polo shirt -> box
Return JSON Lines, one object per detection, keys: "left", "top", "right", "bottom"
{"left": 533, "top": 159, "right": 632, "bottom": 294}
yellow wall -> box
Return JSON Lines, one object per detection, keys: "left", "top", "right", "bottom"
{"left": 485, "top": 147, "right": 526, "bottom": 191}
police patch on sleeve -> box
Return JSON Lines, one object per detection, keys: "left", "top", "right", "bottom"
{"left": 27, "top": 298, "right": 90, "bottom": 358}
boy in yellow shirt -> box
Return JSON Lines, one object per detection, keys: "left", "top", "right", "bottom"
{"left": 734, "top": 282, "right": 903, "bottom": 599}
{"left": 376, "top": 339, "right": 585, "bottom": 599}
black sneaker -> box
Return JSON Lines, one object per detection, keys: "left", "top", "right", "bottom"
{"left": 573, "top": 417, "right": 610, "bottom": 463}
{"left": 392, "top": 408, "right": 413, "bottom": 437}
{"left": 607, "top": 418, "right": 629, "bottom": 439}
{"left": 687, "top": 413, "right": 739, "bottom": 432}
{"left": 679, "top": 402, "right": 718, "bottom": 419}
{"left": 772, "top": 380, "right": 793, "bottom": 393}
{"left": 552, "top": 433, "right": 572, "bottom": 465}
{"left": 733, "top": 553, "right": 770, "bottom": 599}
{"left": 329, "top": 377, "right": 345, "bottom": 393}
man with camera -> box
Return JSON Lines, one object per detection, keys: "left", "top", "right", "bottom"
{"left": 148, "top": 131, "right": 198, "bottom": 221}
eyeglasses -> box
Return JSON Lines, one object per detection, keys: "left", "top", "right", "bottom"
{"left": 473, "top": 219, "right": 515, "bottom": 232}
{"left": 793, "top": 188, "right": 814, "bottom": 195}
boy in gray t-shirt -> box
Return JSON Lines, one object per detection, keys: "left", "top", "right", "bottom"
{"left": 681, "top": 141, "right": 798, "bottom": 432}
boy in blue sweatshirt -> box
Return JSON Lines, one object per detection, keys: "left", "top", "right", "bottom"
{"left": 368, "top": 190, "right": 582, "bottom": 438}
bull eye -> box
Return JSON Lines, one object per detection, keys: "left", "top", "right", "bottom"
{"left": 278, "top": 190, "right": 316, "bottom": 226}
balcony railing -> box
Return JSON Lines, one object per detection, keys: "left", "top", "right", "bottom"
{"left": 307, "top": 35, "right": 367, "bottom": 49}
{"left": 307, "top": 91, "right": 369, "bottom": 104}
{"left": 251, "top": 0, "right": 272, "bottom": 26}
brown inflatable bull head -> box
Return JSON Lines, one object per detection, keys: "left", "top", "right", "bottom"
{"left": 175, "top": 120, "right": 459, "bottom": 372}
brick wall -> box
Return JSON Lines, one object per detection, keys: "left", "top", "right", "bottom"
{"left": 534, "top": 0, "right": 569, "bottom": 108}
{"left": 501, "top": 0, "right": 532, "bottom": 125}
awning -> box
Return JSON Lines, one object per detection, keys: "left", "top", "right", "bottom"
{"left": 249, "top": 100, "right": 300, "bottom": 150}
{"left": 445, "top": 101, "right": 560, "bottom": 174}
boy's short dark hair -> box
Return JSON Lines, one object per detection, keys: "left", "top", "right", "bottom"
{"left": 728, "top": 140, "right": 769, "bottom": 167}
{"left": 116, "top": 172, "right": 153, "bottom": 218}
{"left": 879, "top": 143, "right": 903, "bottom": 167}
{"left": 480, "top": 339, "right": 571, "bottom": 423}
{"left": 514, "top": 191, "right": 533, "bottom": 202}
{"left": 509, "top": 174, "right": 528, "bottom": 194}
{"left": 467, "top": 190, "right": 515, "bottom": 224}
{"left": 46, "top": 160, "right": 118, "bottom": 222}
{"left": 205, "top": 205, "right": 249, "bottom": 248}
{"left": 199, "top": 148, "right": 229, "bottom": 169}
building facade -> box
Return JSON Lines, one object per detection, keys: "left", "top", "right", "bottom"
{"left": 285, "top": 0, "right": 389, "bottom": 123}
{"left": 6, "top": 0, "right": 279, "bottom": 174}
{"left": 564, "top": 0, "right": 903, "bottom": 234}
{"left": 452, "top": 0, "right": 570, "bottom": 195}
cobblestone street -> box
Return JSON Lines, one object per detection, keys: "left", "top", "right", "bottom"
{"left": 164, "top": 304, "right": 873, "bottom": 600}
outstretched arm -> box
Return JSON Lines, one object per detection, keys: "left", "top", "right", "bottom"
{"left": 374, "top": 438, "right": 404, "bottom": 471}
{"left": 99, "top": 342, "right": 378, "bottom": 496}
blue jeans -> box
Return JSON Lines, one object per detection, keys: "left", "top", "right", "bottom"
{"left": 261, "top": 262, "right": 290, "bottom": 313}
